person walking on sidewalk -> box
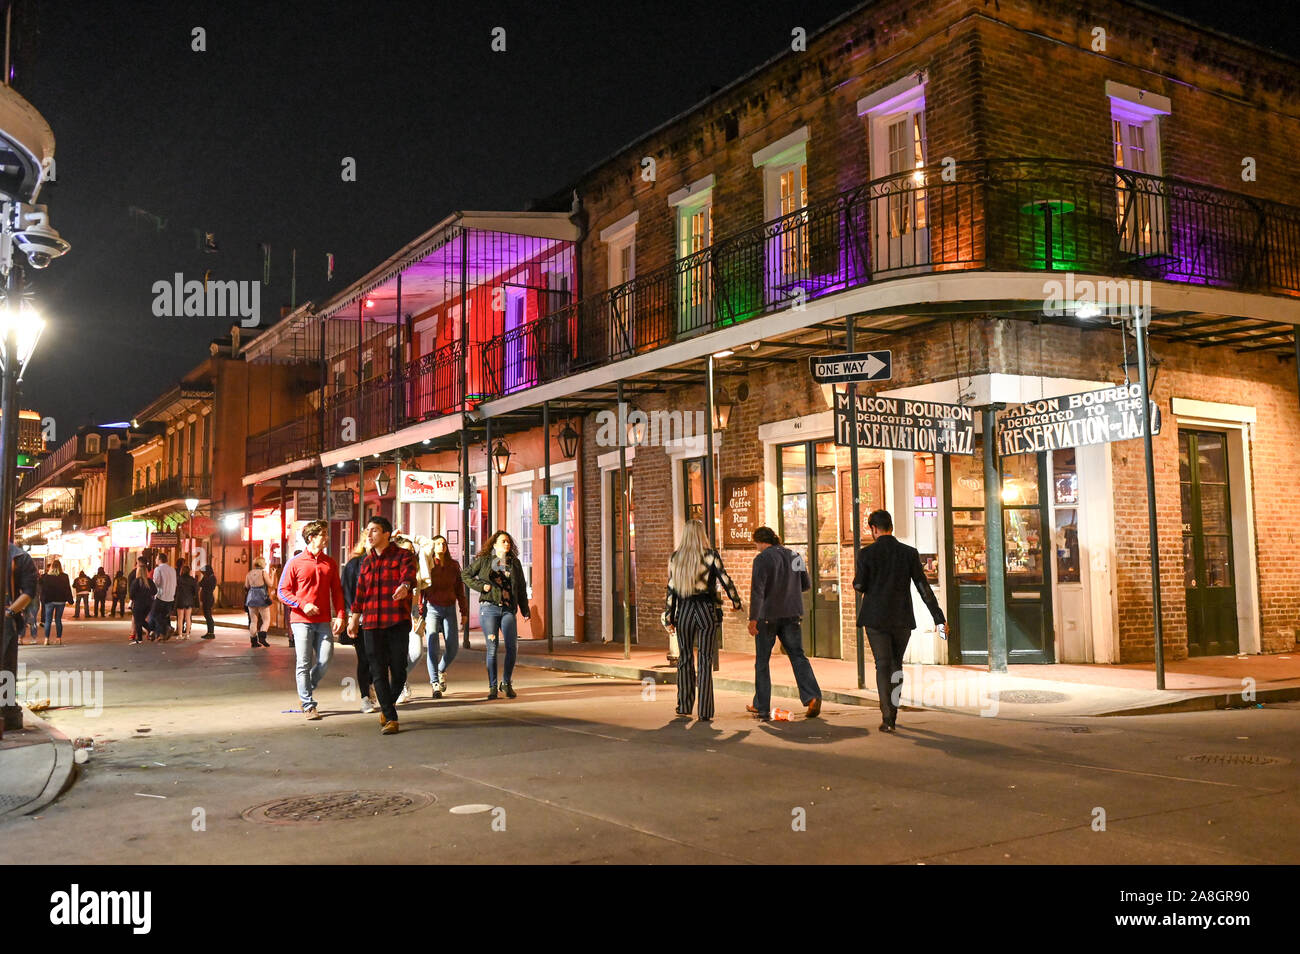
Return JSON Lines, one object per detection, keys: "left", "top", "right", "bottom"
{"left": 150, "top": 553, "right": 177, "bottom": 641}
{"left": 746, "top": 526, "right": 822, "bottom": 721}
{"left": 853, "top": 509, "right": 946, "bottom": 733}
{"left": 91, "top": 567, "right": 111, "bottom": 617}
{"left": 19, "top": 571, "right": 40, "bottom": 645}
{"left": 341, "top": 541, "right": 376, "bottom": 714}
{"left": 128, "top": 557, "right": 155, "bottom": 645}
{"left": 73, "top": 570, "right": 92, "bottom": 619}
{"left": 462, "top": 530, "right": 529, "bottom": 701}
{"left": 278, "top": 520, "right": 346, "bottom": 721}
{"left": 661, "top": 519, "right": 743, "bottom": 722}
{"left": 421, "top": 534, "right": 468, "bottom": 699}
{"left": 5, "top": 543, "right": 37, "bottom": 666}
{"left": 245, "top": 557, "right": 273, "bottom": 648}
{"left": 38, "top": 560, "right": 72, "bottom": 645}
{"left": 110, "top": 569, "right": 127, "bottom": 617}
{"left": 174, "top": 563, "right": 198, "bottom": 638}
{"left": 347, "top": 516, "right": 417, "bottom": 735}
{"left": 199, "top": 565, "right": 217, "bottom": 638}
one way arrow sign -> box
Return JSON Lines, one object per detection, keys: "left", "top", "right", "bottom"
{"left": 809, "top": 350, "right": 892, "bottom": 384}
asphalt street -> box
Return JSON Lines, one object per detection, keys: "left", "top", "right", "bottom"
{"left": 3, "top": 619, "right": 1298, "bottom": 865}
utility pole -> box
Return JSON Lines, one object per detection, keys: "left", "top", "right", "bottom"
{"left": 0, "top": 265, "right": 20, "bottom": 730}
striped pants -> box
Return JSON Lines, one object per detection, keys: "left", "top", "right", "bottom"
{"left": 675, "top": 599, "right": 719, "bottom": 720}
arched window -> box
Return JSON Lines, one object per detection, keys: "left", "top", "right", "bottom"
{"left": 85, "top": 434, "right": 101, "bottom": 454}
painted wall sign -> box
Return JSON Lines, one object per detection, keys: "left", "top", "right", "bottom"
{"left": 398, "top": 469, "right": 460, "bottom": 504}
{"left": 996, "top": 383, "right": 1162, "bottom": 455}
{"left": 834, "top": 391, "right": 975, "bottom": 455}
{"left": 722, "top": 476, "right": 760, "bottom": 549}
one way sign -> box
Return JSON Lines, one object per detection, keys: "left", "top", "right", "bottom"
{"left": 809, "top": 350, "right": 892, "bottom": 384}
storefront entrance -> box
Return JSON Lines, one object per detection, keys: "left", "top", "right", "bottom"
{"left": 945, "top": 437, "right": 1054, "bottom": 663}
{"left": 1179, "top": 430, "right": 1239, "bottom": 656}
{"left": 776, "top": 440, "right": 840, "bottom": 658}
{"left": 609, "top": 469, "right": 636, "bottom": 641}
{"left": 549, "top": 478, "right": 576, "bottom": 637}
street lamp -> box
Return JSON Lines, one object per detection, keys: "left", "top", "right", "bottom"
{"left": 373, "top": 469, "right": 391, "bottom": 497}
{"left": 185, "top": 497, "right": 199, "bottom": 564}
{"left": 491, "top": 438, "right": 512, "bottom": 475}
{"left": 557, "top": 420, "right": 580, "bottom": 459}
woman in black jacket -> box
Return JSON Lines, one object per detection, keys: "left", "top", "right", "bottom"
{"left": 39, "top": 560, "right": 74, "bottom": 645}
{"left": 174, "top": 564, "right": 199, "bottom": 639}
{"left": 462, "top": 530, "right": 529, "bottom": 700}
{"left": 128, "top": 556, "right": 156, "bottom": 645}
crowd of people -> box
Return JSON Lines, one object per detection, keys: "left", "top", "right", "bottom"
{"left": 7, "top": 505, "right": 946, "bottom": 735}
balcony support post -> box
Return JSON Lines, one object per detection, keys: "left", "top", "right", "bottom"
{"left": 983, "top": 404, "right": 1008, "bottom": 674}
{"left": 847, "top": 314, "right": 865, "bottom": 690}
{"left": 617, "top": 379, "right": 632, "bottom": 660}
{"left": 1134, "top": 308, "right": 1166, "bottom": 690}
{"left": 0, "top": 265, "right": 22, "bottom": 731}
{"left": 393, "top": 271, "right": 403, "bottom": 430}
{"left": 279, "top": 475, "right": 287, "bottom": 592}
{"left": 485, "top": 415, "right": 494, "bottom": 544}
{"left": 543, "top": 399, "right": 553, "bottom": 653}
{"left": 460, "top": 423, "right": 471, "bottom": 650}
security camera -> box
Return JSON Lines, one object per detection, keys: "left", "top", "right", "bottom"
{"left": 12, "top": 204, "right": 70, "bottom": 269}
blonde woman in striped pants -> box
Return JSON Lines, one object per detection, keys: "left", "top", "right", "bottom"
{"left": 661, "top": 519, "right": 742, "bottom": 721}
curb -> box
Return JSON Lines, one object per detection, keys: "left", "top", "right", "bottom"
{"left": 1, "top": 706, "right": 78, "bottom": 817}
{"left": 1093, "top": 684, "right": 1300, "bottom": 717}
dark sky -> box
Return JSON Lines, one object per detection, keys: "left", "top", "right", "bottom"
{"left": 17, "top": 0, "right": 1300, "bottom": 433}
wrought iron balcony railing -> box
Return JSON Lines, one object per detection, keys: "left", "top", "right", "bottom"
{"left": 480, "top": 158, "right": 1300, "bottom": 398}
{"left": 107, "top": 475, "right": 212, "bottom": 521}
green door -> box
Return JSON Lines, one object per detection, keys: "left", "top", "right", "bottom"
{"left": 944, "top": 437, "right": 1055, "bottom": 664}
{"left": 777, "top": 441, "right": 841, "bottom": 658}
{"left": 1179, "top": 430, "right": 1238, "bottom": 656}
{"left": 610, "top": 469, "right": 636, "bottom": 643}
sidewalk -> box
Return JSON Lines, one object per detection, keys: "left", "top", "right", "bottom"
{"left": 0, "top": 706, "right": 76, "bottom": 819}
{"left": 208, "top": 611, "right": 1300, "bottom": 718}
{"left": 503, "top": 637, "right": 1300, "bottom": 719}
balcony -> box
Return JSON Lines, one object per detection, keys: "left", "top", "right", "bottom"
{"left": 107, "top": 475, "right": 212, "bottom": 521}
{"left": 481, "top": 158, "right": 1300, "bottom": 397}
{"left": 245, "top": 339, "right": 464, "bottom": 473}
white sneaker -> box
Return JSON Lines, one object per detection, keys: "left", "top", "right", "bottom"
{"left": 360, "top": 697, "right": 376, "bottom": 714}
{"left": 397, "top": 684, "right": 411, "bottom": 705}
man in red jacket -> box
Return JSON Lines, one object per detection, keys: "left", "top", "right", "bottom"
{"left": 278, "top": 520, "right": 346, "bottom": 720}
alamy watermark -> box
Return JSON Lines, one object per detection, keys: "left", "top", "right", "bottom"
{"left": 1042, "top": 274, "right": 1151, "bottom": 321}
{"left": 151, "top": 273, "right": 260, "bottom": 327}
{"left": 594, "top": 402, "right": 707, "bottom": 448}
{"left": 1, "top": 664, "right": 104, "bottom": 716}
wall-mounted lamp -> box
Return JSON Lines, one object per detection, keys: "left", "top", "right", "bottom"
{"left": 491, "top": 438, "right": 512, "bottom": 475}
{"left": 557, "top": 421, "right": 580, "bottom": 459}
{"left": 374, "top": 469, "right": 391, "bottom": 497}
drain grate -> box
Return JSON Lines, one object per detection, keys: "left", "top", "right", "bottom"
{"left": 1181, "top": 753, "right": 1287, "bottom": 767}
{"left": 0, "top": 793, "right": 31, "bottom": 812}
{"left": 242, "top": 790, "right": 434, "bottom": 824}
{"left": 990, "top": 690, "right": 1070, "bottom": 705}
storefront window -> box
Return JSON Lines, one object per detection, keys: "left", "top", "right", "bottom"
{"left": 508, "top": 487, "right": 532, "bottom": 595}
{"left": 913, "top": 452, "right": 939, "bottom": 582}
{"left": 1052, "top": 448, "right": 1080, "bottom": 583}
{"left": 682, "top": 457, "right": 705, "bottom": 523}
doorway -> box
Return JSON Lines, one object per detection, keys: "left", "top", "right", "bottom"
{"left": 1179, "top": 430, "right": 1239, "bottom": 656}
{"left": 945, "top": 436, "right": 1055, "bottom": 663}
{"left": 550, "top": 478, "right": 576, "bottom": 638}
{"left": 776, "top": 440, "right": 840, "bottom": 658}
{"left": 609, "top": 469, "right": 636, "bottom": 642}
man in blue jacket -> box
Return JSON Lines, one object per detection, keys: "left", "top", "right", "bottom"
{"left": 853, "top": 509, "right": 946, "bottom": 732}
{"left": 746, "top": 526, "right": 822, "bottom": 720}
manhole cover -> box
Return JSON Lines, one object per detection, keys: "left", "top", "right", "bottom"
{"left": 242, "top": 790, "right": 434, "bottom": 824}
{"left": 1181, "top": 753, "right": 1287, "bottom": 767}
{"left": 0, "top": 793, "right": 31, "bottom": 811}
{"left": 990, "top": 690, "right": 1070, "bottom": 704}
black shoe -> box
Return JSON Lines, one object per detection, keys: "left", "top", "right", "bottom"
{"left": 487, "top": 684, "right": 499, "bottom": 700}
{"left": 201, "top": 633, "right": 215, "bottom": 639}
{"left": 251, "top": 636, "right": 259, "bottom": 648}
{"left": 257, "top": 633, "right": 270, "bottom": 648}
{"left": 879, "top": 721, "right": 895, "bottom": 733}
{"left": 503, "top": 682, "right": 516, "bottom": 699}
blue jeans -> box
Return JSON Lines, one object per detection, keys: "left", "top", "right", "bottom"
{"left": 752, "top": 617, "right": 822, "bottom": 712}
{"left": 42, "top": 602, "right": 65, "bottom": 638}
{"left": 425, "top": 604, "right": 459, "bottom": 683}
{"left": 24, "top": 600, "right": 38, "bottom": 636}
{"left": 480, "top": 604, "right": 517, "bottom": 687}
{"left": 291, "top": 621, "right": 335, "bottom": 709}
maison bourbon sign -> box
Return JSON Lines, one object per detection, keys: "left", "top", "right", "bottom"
{"left": 722, "top": 476, "right": 759, "bottom": 549}
{"left": 996, "top": 384, "right": 1162, "bottom": 455}
{"left": 834, "top": 391, "right": 976, "bottom": 455}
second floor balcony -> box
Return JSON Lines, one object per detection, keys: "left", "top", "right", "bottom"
{"left": 107, "top": 474, "right": 212, "bottom": 522}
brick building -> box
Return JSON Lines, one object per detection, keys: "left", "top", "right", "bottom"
{"left": 240, "top": 0, "right": 1299, "bottom": 668}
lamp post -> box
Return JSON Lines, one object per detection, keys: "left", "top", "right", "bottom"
{"left": 185, "top": 497, "right": 199, "bottom": 565}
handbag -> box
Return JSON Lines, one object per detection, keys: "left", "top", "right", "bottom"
{"left": 407, "top": 623, "right": 425, "bottom": 668}
{"left": 245, "top": 571, "right": 270, "bottom": 608}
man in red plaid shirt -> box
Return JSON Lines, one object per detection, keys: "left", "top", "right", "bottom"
{"left": 347, "top": 515, "right": 417, "bottom": 734}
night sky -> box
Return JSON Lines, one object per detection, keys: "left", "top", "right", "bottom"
{"left": 17, "top": 0, "right": 1300, "bottom": 435}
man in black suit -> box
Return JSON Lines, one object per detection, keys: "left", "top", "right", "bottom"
{"left": 853, "top": 509, "right": 946, "bottom": 732}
